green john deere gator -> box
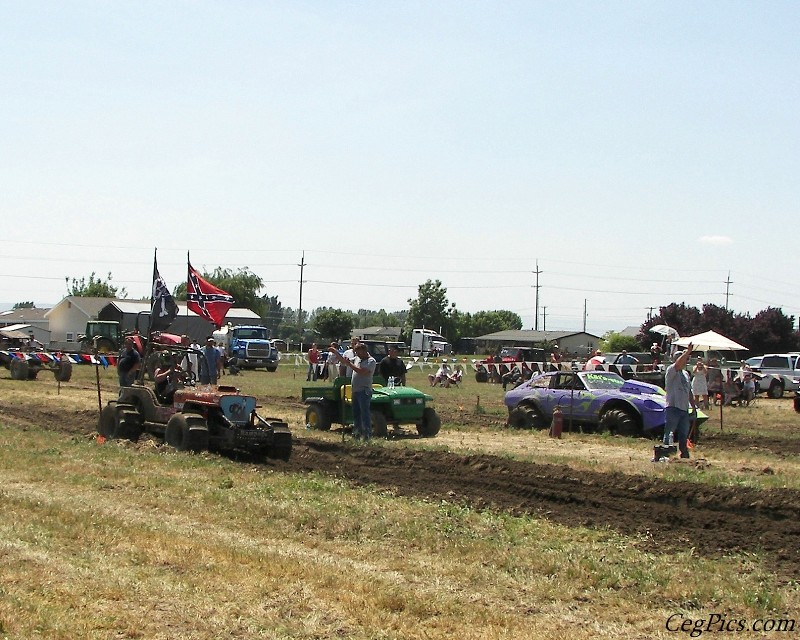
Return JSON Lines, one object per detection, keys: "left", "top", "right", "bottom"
{"left": 302, "top": 376, "right": 441, "bottom": 438}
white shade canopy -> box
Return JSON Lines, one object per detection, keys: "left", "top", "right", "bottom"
{"left": 672, "top": 330, "right": 747, "bottom": 352}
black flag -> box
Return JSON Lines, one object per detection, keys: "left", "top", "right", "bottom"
{"left": 151, "top": 249, "right": 179, "bottom": 332}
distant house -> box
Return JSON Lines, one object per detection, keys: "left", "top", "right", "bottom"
{"left": 45, "top": 297, "right": 113, "bottom": 347}
{"left": 475, "top": 330, "right": 601, "bottom": 357}
{"left": 45, "top": 296, "right": 265, "bottom": 349}
{"left": 0, "top": 307, "right": 51, "bottom": 345}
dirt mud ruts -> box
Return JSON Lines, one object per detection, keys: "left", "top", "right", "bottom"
{"left": 3, "top": 398, "right": 799, "bottom": 579}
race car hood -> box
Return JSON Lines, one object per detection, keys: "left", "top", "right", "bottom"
{"left": 618, "top": 379, "right": 665, "bottom": 396}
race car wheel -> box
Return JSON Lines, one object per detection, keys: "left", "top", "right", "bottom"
{"left": 305, "top": 404, "right": 331, "bottom": 431}
{"left": 165, "top": 413, "right": 208, "bottom": 452}
{"left": 417, "top": 407, "right": 441, "bottom": 438}
{"left": 98, "top": 403, "right": 117, "bottom": 438}
{"left": 508, "top": 405, "right": 545, "bottom": 430}
{"left": 114, "top": 405, "right": 142, "bottom": 441}
{"left": 767, "top": 381, "right": 785, "bottom": 399}
{"left": 599, "top": 408, "right": 639, "bottom": 437}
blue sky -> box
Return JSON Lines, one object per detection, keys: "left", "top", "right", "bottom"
{"left": 1, "top": 1, "right": 798, "bottom": 336}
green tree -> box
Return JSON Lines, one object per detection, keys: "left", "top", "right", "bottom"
{"left": 12, "top": 301, "right": 35, "bottom": 309}
{"left": 406, "top": 280, "right": 456, "bottom": 339}
{"left": 450, "top": 309, "right": 522, "bottom": 345}
{"left": 312, "top": 308, "right": 356, "bottom": 342}
{"left": 260, "top": 294, "right": 284, "bottom": 336}
{"left": 67, "top": 272, "right": 126, "bottom": 298}
{"left": 601, "top": 331, "right": 640, "bottom": 352}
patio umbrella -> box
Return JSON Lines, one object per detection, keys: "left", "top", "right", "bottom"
{"left": 649, "top": 324, "right": 679, "bottom": 339}
{"left": 672, "top": 330, "right": 747, "bottom": 352}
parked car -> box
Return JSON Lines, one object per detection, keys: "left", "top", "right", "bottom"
{"left": 503, "top": 369, "right": 708, "bottom": 438}
{"left": 744, "top": 354, "right": 800, "bottom": 398}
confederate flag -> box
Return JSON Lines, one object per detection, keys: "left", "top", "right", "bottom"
{"left": 187, "top": 262, "right": 235, "bottom": 329}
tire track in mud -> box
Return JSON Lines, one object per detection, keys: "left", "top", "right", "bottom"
{"left": 284, "top": 438, "right": 800, "bottom": 578}
{"left": 4, "top": 399, "right": 800, "bottom": 578}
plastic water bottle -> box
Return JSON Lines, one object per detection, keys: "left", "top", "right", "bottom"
{"left": 668, "top": 432, "right": 674, "bottom": 446}
{"left": 388, "top": 376, "right": 395, "bottom": 388}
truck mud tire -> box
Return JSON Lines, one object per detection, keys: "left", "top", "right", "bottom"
{"left": 53, "top": 360, "right": 73, "bottom": 383}
{"left": 10, "top": 359, "right": 29, "bottom": 381}
{"left": 767, "top": 380, "right": 785, "bottom": 399}
{"left": 266, "top": 364, "right": 278, "bottom": 373}
{"left": 370, "top": 411, "right": 388, "bottom": 438}
{"left": 266, "top": 427, "right": 292, "bottom": 461}
{"left": 165, "top": 413, "right": 209, "bottom": 452}
{"left": 114, "top": 406, "right": 142, "bottom": 441}
{"left": 305, "top": 404, "right": 331, "bottom": 431}
{"left": 417, "top": 407, "right": 441, "bottom": 438}
{"left": 795, "top": 395, "right": 800, "bottom": 413}
{"left": 599, "top": 408, "right": 639, "bottom": 437}
{"left": 475, "top": 369, "right": 489, "bottom": 383}
{"left": 507, "top": 405, "right": 544, "bottom": 430}
{"left": 98, "top": 403, "right": 117, "bottom": 438}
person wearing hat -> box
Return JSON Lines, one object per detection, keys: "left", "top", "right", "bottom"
{"left": 663, "top": 342, "right": 695, "bottom": 458}
{"left": 117, "top": 336, "right": 141, "bottom": 387}
{"left": 199, "top": 337, "right": 222, "bottom": 385}
{"left": 154, "top": 352, "right": 182, "bottom": 404}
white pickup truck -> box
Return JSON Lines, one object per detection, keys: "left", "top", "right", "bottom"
{"left": 745, "top": 353, "right": 800, "bottom": 398}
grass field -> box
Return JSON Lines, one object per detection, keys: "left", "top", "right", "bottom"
{"left": 0, "top": 359, "right": 799, "bottom": 639}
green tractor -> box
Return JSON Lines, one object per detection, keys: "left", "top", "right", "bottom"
{"left": 78, "top": 321, "right": 123, "bottom": 353}
{"left": 302, "top": 376, "right": 441, "bottom": 438}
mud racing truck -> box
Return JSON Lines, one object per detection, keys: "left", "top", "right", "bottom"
{"left": 98, "top": 342, "right": 291, "bottom": 459}
{"left": 302, "top": 376, "right": 441, "bottom": 438}
{"left": 213, "top": 324, "right": 279, "bottom": 372}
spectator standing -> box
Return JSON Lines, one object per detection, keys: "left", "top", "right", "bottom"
{"left": 691, "top": 358, "right": 709, "bottom": 409}
{"left": 378, "top": 346, "right": 407, "bottom": 385}
{"left": 332, "top": 342, "right": 376, "bottom": 440}
{"left": 584, "top": 350, "right": 605, "bottom": 371}
{"left": 199, "top": 337, "right": 222, "bottom": 385}
{"left": 117, "top": 336, "right": 141, "bottom": 387}
{"left": 650, "top": 342, "right": 662, "bottom": 366}
{"left": 663, "top": 343, "right": 695, "bottom": 459}
{"left": 339, "top": 338, "right": 359, "bottom": 377}
{"left": 306, "top": 343, "right": 320, "bottom": 381}
{"left": 616, "top": 350, "right": 639, "bottom": 378}
{"left": 327, "top": 342, "right": 341, "bottom": 380}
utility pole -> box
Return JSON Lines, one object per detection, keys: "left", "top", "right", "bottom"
{"left": 583, "top": 299, "right": 587, "bottom": 333}
{"left": 532, "top": 261, "right": 542, "bottom": 331}
{"left": 542, "top": 306, "right": 547, "bottom": 331}
{"left": 646, "top": 307, "right": 655, "bottom": 321}
{"left": 298, "top": 251, "right": 306, "bottom": 351}
{"left": 724, "top": 271, "right": 733, "bottom": 310}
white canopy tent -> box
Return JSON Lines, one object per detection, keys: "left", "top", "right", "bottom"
{"left": 672, "top": 330, "right": 747, "bottom": 352}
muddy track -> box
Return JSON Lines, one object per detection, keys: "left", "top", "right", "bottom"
{"left": 3, "top": 400, "right": 800, "bottom": 578}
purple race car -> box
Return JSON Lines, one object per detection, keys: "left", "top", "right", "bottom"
{"left": 504, "top": 369, "right": 707, "bottom": 437}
